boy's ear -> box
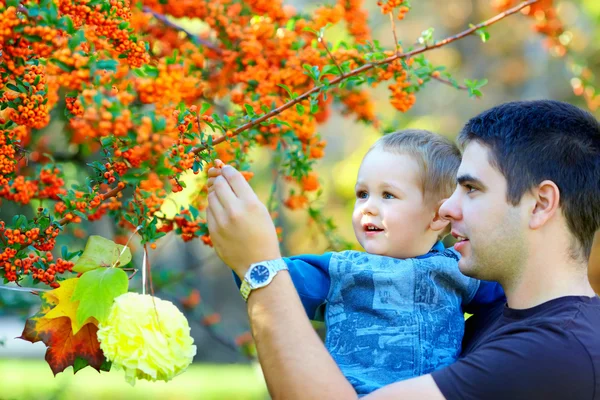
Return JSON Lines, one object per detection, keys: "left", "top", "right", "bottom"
{"left": 430, "top": 199, "right": 450, "bottom": 232}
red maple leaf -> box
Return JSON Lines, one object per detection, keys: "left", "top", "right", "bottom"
{"left": 18, "top": 281, "right": 108, "bottom": 375}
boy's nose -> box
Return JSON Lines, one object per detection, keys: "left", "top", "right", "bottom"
{"left": 361, "top": 198, "right": 379, "bottom": 216}
{"left": 439, "top": 188, "right": 462, "bottom": 222}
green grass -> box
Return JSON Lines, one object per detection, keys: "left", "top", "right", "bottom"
{"left": 0, "top": 359, "right": 268, "bottom": 400}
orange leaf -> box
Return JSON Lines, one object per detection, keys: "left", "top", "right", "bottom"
{"left": 42, "top": 317, "right": 105, "bottom": 376}
{"left": 19, "top": 281, "right": 107, "bottom": 375}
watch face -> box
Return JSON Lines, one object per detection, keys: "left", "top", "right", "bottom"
{"left": 250, "top": 265, "right": 270, "bottom": 284}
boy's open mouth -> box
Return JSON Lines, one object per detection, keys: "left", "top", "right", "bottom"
{"left": 363, "top": 223, "right": 383, "bottom": 233}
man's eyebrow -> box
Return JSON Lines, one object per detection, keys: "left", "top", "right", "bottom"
{"left": 457, "top": 174, "right": 487, "bottom": 189}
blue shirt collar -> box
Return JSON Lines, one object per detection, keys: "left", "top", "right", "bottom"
{"left": 415, "top": 241, "right": 445, "bottom": 259}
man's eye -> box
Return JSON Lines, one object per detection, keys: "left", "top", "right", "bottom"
{"left": 356, "top": 190, "right": 368, "bottom": 199}
{"left": 383, "top": 192, "right": 395, "bottom": 199}
{"left": 465, "top": 184, "right": 477, "bottom": 194}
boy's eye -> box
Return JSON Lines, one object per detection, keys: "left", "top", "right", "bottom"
{"left": 383, "top": 192, "right": 395, "bottom": 199}
{"left": 356, "top": 190, "right": 368, "bottom": 199}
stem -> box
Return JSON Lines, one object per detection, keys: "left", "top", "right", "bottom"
{"left": 431, "top": 74, "right": 469, "bottom": 90}
{"left": 389, "top": 11, "right": 400, "bottom": 55}
{"left": 318, "top": 37, "right": 344, "bottom": 77}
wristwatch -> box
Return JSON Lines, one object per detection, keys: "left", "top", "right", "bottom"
{"left": 239, "top": 259, "right": 288, "bottom": 302}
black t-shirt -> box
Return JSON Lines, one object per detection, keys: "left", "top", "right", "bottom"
{"left": 432, "top": 295, "right": 600, "bottom": 399}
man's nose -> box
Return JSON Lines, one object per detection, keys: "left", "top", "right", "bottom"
{"left": 439, "top": 187, "right": 462, "bottom": 222}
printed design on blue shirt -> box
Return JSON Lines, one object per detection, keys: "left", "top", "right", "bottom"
{"left": 324, "top": 250, "right": 478, "bottom": 395}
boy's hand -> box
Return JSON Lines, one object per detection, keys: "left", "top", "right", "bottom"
{"left": 207, "top": 164, "right": 281, "bottom": 278}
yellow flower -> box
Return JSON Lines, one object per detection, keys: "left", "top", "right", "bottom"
{"left": 97, "top": 292, "right": 197, "bottom": 385}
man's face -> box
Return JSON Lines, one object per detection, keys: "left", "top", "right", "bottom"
{"left": 440, "top": 141, "right": 528, "bottom": 282}
{"left": 352, "top": 148, "right": 437, "bottom": 259}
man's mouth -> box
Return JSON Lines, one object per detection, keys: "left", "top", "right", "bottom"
{"left": 451, "top": 230, "right": 469, "bottom": 242}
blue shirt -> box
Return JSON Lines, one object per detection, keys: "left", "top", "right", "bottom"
{"left": 235, "top": 242, "right": 504, "bottom": 395}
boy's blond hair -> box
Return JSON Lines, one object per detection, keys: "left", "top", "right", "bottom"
{"left": 369, "top": 129, "right": 461, "bottom": 236}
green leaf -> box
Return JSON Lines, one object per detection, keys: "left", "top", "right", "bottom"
{"left": 200, "top": 102, "right": 211, "bottom": 115}
{"left": 50, "top": 58, "right": 74, "bottom": 73}
{"left": 244, "top": 104, "right": 256, "bottom": 118}
{"left": 296, "top": 103, "right": 305, "bottom": 115}
{"left": 277, "top": 83, "right": 296, "bottom": 99}
{"left": 63, "top": 16, "right": 75, "bottom": 34}
{"left": 321, "top": 64, "right": 340, "bottom": 76}
{"left": 96, "top": 59, "right": 118, "bottom": 72}
{"left": 73, "top": 235, "right": 132, "bottom": 273}
{"left": 73, "top": 356, "right": 111, "bottom": 373}
{"left": 71, "top": 267, "right": 129, "bottom": 326}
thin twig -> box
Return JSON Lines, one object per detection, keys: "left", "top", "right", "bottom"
{"left": 389, "top": 11, "right": 400, "bottom": 55}
{"left": 318, "top": 37, "right": 344, "bottom": 77}
{"left": 55, "top": 0, "right": 538, "bottom": 225}
{"left": 127, "top": 268, "right": 138, "bottom": 280}
{"left": 142, "top": 7, "right": 222, "bottom": 55}
{"left": 431, "top": 74, "right": 469, "bottom": 90}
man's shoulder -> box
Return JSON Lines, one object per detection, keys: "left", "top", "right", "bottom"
{"left": 466, "top": 295, "right": 600, "bottom": 351}
{"left": 435, "top": 296, "right": 600, "bottom": 400}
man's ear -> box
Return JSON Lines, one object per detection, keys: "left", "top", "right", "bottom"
{"left": 529, "top": 180, "right": 560, "bottom": 230}
{"left": 430, "top": 199, "right": 450, "bottom": 232}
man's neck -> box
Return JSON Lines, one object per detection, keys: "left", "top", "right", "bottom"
{"left": 504, "top": 254, "right": 596, "bottom": 309}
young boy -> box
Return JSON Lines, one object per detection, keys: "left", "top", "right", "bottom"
{"left": 229, "top": 130, "right": 504, "bottom": 395}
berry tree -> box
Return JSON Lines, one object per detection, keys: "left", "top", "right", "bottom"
{"left": 0, "top": 0, "right": 595, "bottom": 383}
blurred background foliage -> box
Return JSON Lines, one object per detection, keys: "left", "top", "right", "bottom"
{"left": 1, "top": 0, "right": 599, "bottom": 398}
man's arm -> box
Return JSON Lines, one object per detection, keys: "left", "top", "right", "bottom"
{"left": 207, "top": 165, "right": 446, "bottom": 400}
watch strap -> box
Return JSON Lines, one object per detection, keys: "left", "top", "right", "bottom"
{"left": 240, "top": 259, "right": 287, "bottom": 302}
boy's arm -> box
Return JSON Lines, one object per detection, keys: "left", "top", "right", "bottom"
{"left": 233, "top": 253, "right": 332, "bottom": 320}
{"left": 462, "top": 280, "right": 506, "bottom": 315}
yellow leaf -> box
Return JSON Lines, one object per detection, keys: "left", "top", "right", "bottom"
{"left": 44, "top": 278, "right": 98, "bottom": 334}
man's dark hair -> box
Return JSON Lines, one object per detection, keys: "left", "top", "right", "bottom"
{"left": 458, "top": 100, "right": 600, "bottom": 260}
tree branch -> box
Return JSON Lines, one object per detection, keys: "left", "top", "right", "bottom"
{"left": 192, "top": 0, "right": 537, "bottom": 155}
{"left": 57, "top": 0, "right": 538, "bottom": 225}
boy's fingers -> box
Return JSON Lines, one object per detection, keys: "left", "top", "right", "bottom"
{"left": 207, "top": 167, "right": 223, "bottom": 178}
{"left": 221, "top": 165, "right": 258, "bottom": 201}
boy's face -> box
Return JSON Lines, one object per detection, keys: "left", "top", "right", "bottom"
{"left": 352, "top": 148, "right": 438, "bottom": 259}
{"left": 440, "top": 141, "right": 528, "bottom": 282}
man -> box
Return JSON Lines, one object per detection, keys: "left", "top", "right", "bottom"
{"left": 206, "top": 100, "right": 600, "bottom": 399}
{"left": 591, "top": 232, "right": 600, "bottom": 293}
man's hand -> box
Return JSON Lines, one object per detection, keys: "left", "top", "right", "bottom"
{"left": 206, "top": 163, "right": 282, "bottom": 278}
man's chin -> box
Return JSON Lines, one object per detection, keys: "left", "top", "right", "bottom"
{"left": 457, "top": 258, "right": 474, "bottom": 276}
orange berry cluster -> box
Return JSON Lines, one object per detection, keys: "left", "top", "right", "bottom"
{"left": 0, "top": 128, "right": 18, "bottom": 186}
{"left": 0, "top": 220, "right": 70, "bottom": 286}
{"left": 56, "top": 0, "right": 150, "bottom": 67}
{"left": 0, "top": 166, "right": 66, "bottom": 205}
{"left": 493, "top": 0, "right": 563, "bottom": 52}
{"left": 341, "top": 0, "right": 371, "bottom": 44}
{"left": 377, "top": 0, "right": 410, "bottom": 19}
{"left": 284, "top": 194, "right": 309, "bottom": 210}
{"left": 9, "top": 92, "right": 50, "bottom": 130}
{"left": 136, "top": 173, "right": 167, "bottom": 217}
{"left": 172, "top": 210, "right": 204, "bottom": 242}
